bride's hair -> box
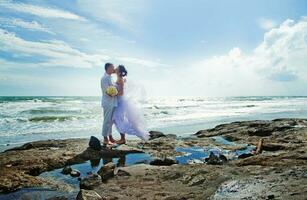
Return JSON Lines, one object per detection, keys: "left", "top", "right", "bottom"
{"left": 118, "top": 65, "right": 128, "bottom": 77}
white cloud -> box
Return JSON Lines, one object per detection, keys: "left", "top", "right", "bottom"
{"left": 168, "top": 17, "right": 307, "bottom": 96}
{"left": 257, "top": 18, "right": 277, "bottom": 30}
{"left": 0, "top": 17, "right": 55, "bottom": 34}
{"left": 117, "top": 56, "right": 172, "bottom": 69}
{"left": 0, "top": 0, "right": 85, "bottom": 21}
{"left": 76, "top": 0, "right": 148, "bottom": 32}
{"left": 255, "top": 18, "right": 307, "bottom": 80}
{"left": 0, "top": 28, "right": 170, "bottom": 70}
{"left": 0, "top": 28, "right": 109, "bottom": 68}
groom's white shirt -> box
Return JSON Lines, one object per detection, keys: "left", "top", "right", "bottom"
{"left": 101, "top": 73, "right": 118, "bottom": 108}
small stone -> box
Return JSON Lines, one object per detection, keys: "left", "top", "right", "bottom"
{"left": 76, "top": 189, "right": 102, "bottom": 200}
{"left": 80, "top": 174, "right": 102, "bottom": 190}
{"left": 188, "top": 176, "right": 206, "bottom": 186}
{"left": 267, "top": 194, "right": 275, "bottom": 199}
{"left": 205, "top": 152, "right": 220, "bottom": 165}
{"left": 116, "top": 169, "right": 131, "bottom": 176}
{"left": 61, "top": 166, "right": 72, "bottom": 175}
{"left": 149, "top": 131, "right": 166, "bottom": 140}
{"left": 97, "top": 162, "right": 115, "bottom": 181}
{"left": 238, "top": 153, "right": 254, "bottom": 159}
{"left": 205, "top": 152, "right": 227, "bottom": 165}
{"left": 150, "top": 157, "right": 178, "bottom": 166}
{"left": 70, "top": 169, "right": 81, "bottom": 177}
{"left": 219, "top": 154, "right": 228, "bottom": 163}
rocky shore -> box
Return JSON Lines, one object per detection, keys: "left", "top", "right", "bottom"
{"left": 0, "top": 118, "right": 306, "bottom": 199}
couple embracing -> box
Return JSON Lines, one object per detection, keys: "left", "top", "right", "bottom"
{"left": 101, "top": 63, "right": 149, "bottom": 146}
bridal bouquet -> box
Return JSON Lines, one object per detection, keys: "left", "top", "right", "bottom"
{"left": 106, "top": 86, "right": 118, "bottom": 97}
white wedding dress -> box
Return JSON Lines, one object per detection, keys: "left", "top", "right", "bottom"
{"left": 112, "top": 81, "right": 150, "bottom": 141}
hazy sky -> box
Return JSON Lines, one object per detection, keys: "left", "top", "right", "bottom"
{"left": 0, "top": 0, "right": 307, "bottom": 96}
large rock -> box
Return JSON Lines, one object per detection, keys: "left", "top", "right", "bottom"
{"left": 195, "top": 118, "right": 303, "bottom": 139}
{"left": 97, "top": 162, "right": 115, "bottom": 181}
{"left": 0, "top": 139, "right": 89, "bottom": 193}
{"left": 80, "top": 174, "right": 102, "bottom": 190}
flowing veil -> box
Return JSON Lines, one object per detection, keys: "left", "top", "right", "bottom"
{"left": 115, "top": 79, "right": 150, "bottom": 140}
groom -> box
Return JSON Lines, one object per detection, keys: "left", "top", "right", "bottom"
{"left": 101, "top": 63, "right": 117, "bottom": 145}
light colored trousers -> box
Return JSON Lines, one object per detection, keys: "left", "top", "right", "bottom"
{"left": 102, "top": 106, "right": 115, "bottom": 137}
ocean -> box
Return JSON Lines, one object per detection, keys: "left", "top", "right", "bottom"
{"left": 0, "top": 96, "right": 307, "bottom": 152}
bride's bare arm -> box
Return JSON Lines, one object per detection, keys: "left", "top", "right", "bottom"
{"left": 117, "top": 78, "right": 124, "bottom": 96}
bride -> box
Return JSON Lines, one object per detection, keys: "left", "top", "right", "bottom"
{"left": 112, "top": 65, "right": 150, "bottom": 144}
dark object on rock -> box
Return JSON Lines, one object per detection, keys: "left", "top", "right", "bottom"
{"left": 267, "top": 194, "right": 275, "bottom": 199}
{"left": 238, "top": 153, "right": 254, "bottom": 159}
{"left": 80, "top": 174, "right": 102, "bottom": 190}
{"left": 223, "top": 135, "right": 239, "bottom": 142}
{"left": 97, "top": 162, "right": 115, "bottom": 181}
{"left": 219, "top": 154, "right": 228, "bottom": 162}
{"left": 262, "top": 143, "right": 286, "bottom": 151}
{"left": 28, "top": 166, "right": 41, "bottom": 176}
{"left": 150, "top": 157, "right": 178, "bottom": 166}
{"left": 46, "top": 196, "right": 69, "bottom": 200}
{"left": 76, "top": 189, "right": 102, "bottom": 200}
{"left": 70, "top": 169, "right": 81, "bottom": 177}
{"left": 116, "top": 169, "right": 131, "bottom": 176}
{"left": 205, "top": 152, "right": 219, "bottom": 165}
{"left": 149, "top": 131, "right": 166, "bottom": 140}
{"left": 205, "top": 152, "right": 227, "bottom": 165}
{"left": 61, "top": 166, "right": 72, "bottom": 175}
{"left": 89, "top": 136, "right": 102, "bottom": 151}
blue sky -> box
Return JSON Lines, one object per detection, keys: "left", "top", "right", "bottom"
{"left": 0, "top": 0, "right": 306, "bottom": 96}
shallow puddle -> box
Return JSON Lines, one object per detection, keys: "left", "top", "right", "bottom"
{"left": 175, "top": 136, "right": 255, "bottom": 164}
{"left": 0, "top": 153, "right": 152, "bottom": 200}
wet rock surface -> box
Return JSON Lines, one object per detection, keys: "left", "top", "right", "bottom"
{"left": 149, "top": 130, "right": 166, "bottom": 140}
{"left": 76, "top": 189, "right": 102, "bottom": 200}
{"left": 79, "top": 174, "right": 102, "bottom": 190}
{"left": 97, "top": 162, "right": 115, "bottom": 181}
{"left": 149, "top": 157, "right": 178, "bottom": 166}
{"left": 204, "top": 152, "right": 227, "bottom": 165}
{"left": 0, "top": 118, "right": 306, "bottom": 199}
